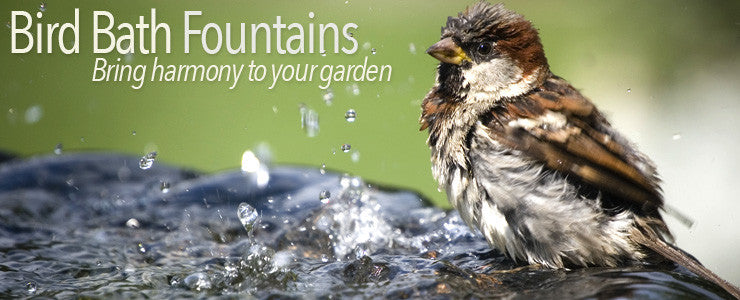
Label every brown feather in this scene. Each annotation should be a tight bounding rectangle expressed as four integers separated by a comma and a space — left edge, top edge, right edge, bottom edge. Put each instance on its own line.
484, 73, 664, 216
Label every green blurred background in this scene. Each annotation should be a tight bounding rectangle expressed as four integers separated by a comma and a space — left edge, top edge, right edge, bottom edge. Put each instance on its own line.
2, 0, 739, 285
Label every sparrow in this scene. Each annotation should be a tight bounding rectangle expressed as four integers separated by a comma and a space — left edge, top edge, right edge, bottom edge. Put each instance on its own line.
420, 2, 739, 297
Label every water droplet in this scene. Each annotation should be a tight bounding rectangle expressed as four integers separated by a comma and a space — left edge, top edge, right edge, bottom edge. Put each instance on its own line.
126, 218, 140, 228
341, 144, 351, 152
24, 105, 43, 124
131, 130, 136, 136
241, 150, 261, 173
348, 32, 354, 37
351, 151, 360, 163
137, 242, 146, 253
345, 109, 356, 122
5, 21, 10, 29
53, 143, 62, 155
626, 88, 631, 94
362, 42, 371, 50
39, 2, 46, 12
409, 43, 417, 54
672, 133, 682, 140
80, 136, 86, 143
139, 151, 157, 170
238, 202, 260, 236
240, 145, 271, 188
26, 281, 37, 294
350, 176, 362, 189
371, 48, 377, 55
349, 83, 360, 96
183, 272, 211, 291
6, 108, 16, 123
319, 190, 331, 203
320, 163, 327, 174
320, 50, 326, 57
322, 88, 334, 105
160, 181, 170, 193
299, 103, 320, 137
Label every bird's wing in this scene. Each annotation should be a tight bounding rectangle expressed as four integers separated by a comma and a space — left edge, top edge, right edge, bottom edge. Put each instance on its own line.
481, 74, 663, 215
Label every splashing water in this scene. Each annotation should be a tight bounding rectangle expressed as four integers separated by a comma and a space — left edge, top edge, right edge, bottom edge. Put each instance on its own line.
53, 143, 63, 155
241, 151, 261, 173
348, 83, 360, 96
126, 218, 140, 228
26, 282, 37, 294
322, 88, 334, 106
241, 148, 270, 188
24, 105, 43, 124
183, 272, 212, 291
344, 109, 356, 122
319, 190, 331, 204
299, 104, 320, 137
238, 202, 260, 236
139, 151, 157, 169
160, 181, 170, 193
0, 153, 730, 298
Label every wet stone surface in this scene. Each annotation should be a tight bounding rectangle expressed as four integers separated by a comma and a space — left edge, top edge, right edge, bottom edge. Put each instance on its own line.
0, 153, 733, 298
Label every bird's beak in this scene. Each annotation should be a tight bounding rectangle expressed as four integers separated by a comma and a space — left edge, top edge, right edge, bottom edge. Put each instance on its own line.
426, 37, 469, 65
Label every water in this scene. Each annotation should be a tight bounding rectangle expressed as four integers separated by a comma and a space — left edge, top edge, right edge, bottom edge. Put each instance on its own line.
299, 104, 319, 137
53, 143, 62, 155
24, 105, 42, 124
322, 89, 334, 106
341, 144, 351, 152
344, 109, 356, 122
126, 218, 141, 228
0, 153, 732, 299
237, 202, 259, 235
160, 181, 170, 193
349, 83, 360, 96
139, 151, 157, 169
319, 190, 331, 203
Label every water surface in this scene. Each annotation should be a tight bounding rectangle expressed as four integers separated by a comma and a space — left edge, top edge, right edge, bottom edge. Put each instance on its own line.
0, 153, 731, 298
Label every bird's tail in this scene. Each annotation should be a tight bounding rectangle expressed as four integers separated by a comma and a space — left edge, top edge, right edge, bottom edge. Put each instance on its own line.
632, 217, 740, 299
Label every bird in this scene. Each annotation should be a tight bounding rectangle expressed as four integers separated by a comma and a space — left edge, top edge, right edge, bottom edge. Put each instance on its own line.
419, 2, 740, 297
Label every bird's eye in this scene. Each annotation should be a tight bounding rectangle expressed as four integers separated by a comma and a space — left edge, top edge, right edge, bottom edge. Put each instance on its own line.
477, 42, 493, 55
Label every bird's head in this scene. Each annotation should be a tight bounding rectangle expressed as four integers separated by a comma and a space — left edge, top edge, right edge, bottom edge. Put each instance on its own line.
427, 2, 548, 101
